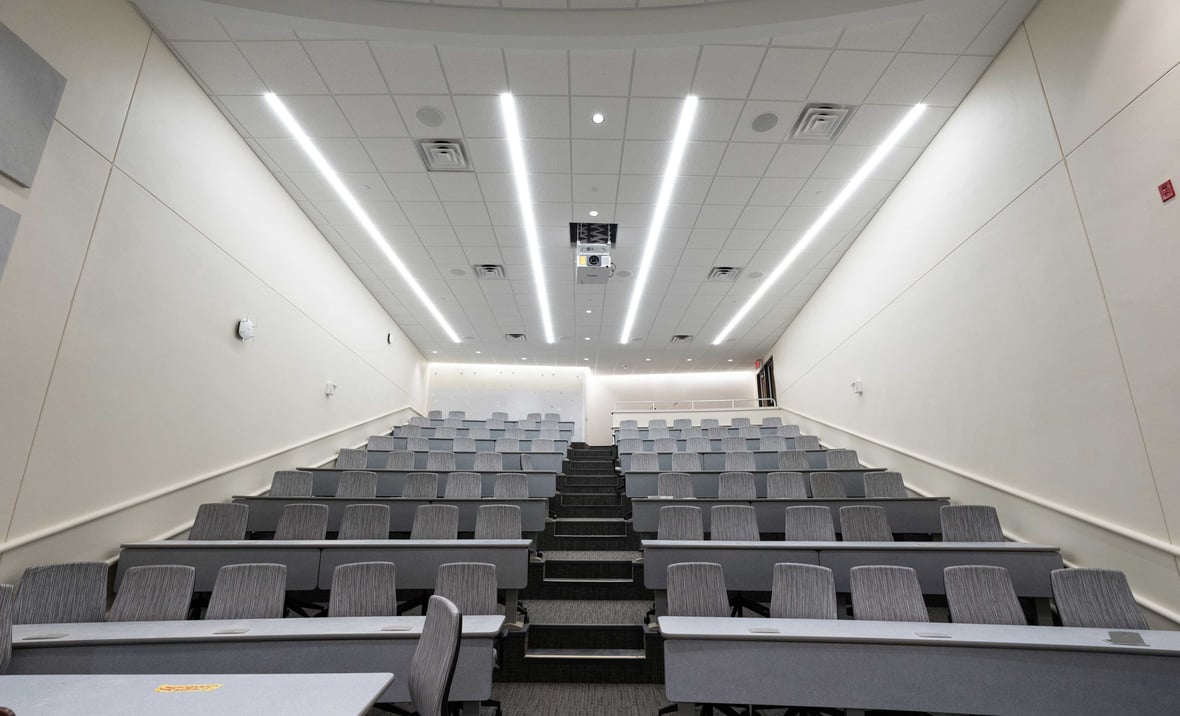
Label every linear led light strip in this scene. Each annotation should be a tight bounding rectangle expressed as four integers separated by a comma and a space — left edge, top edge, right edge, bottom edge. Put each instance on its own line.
263, 92, 461, 343
620, 96, 700, 344
500, 93, 556, 344
712, 103, 928, 345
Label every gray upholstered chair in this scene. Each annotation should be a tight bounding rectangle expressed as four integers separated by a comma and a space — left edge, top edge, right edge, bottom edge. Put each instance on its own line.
411, 504, 459, 540
270, 470, 313, 497
944, 566, 1026, 625
710, 505, 759, 541
519, 421, 539, 431
526, 413, 542, 421
681, 427, 703, 439
706, 426, 726, 438
731, 418, 751, 428
444, 472, 482, 499
505, 428, 526, 439
767, 472, 808, 499
338, 504, 391, 540
724, 451, 755, 472
447, 411, 466, 420
617, 428, 640, 440
442, 418, 463, 428
384, 450, 415, 469
658, 506, 704, 540
671, 452, 701, 472
673, 419, 693, 429
491, 412, 509, 421
411, 416, 432, 426
653, 437, 677, 452
648, 419, 668, 429
657, 472, 694, 499
486, 418, 505, 430
205, 563, 286, 620
435, 426, 458, 439
863, 471, 907, 498
778, 450, 809, 470
493, 473, 528, 499
335, 471, 377, 499
721, 436, 746, 452
631, 452, 660, 472
402, 473, 439, 499
475, 505, 521, 540
495, 437, 520, 452
10, 564, 96, 627
759, 435, 787, 451
784, 506, 837, 541
794, 435, 820, 450
435, 562, 498, 616
700, 419, 720, 429
776, 425, 801, 438
1050, 568, 1148, 630
717, 472, 756, 499
941, 505, 1005, 542
410, 596, 464, 716
452, 437, 477, 453
520, 454, 541, 471
469, 427, 492, 440
761, 417, 783, 428
685, 437, 711, 453
540, 420, 559, 430
543, 412, 560, 421
397, 424, 422, 437
329, 562, 397, 617
407, 436, 430, 452
473, 452, 503, 471
107, 565, 194, 622
334, 448, 368, 469
649, 427, 671, 440
808, 472, 847, 499
530, 439, 556, 452
367, 435, 396, 451
839, 505, 893, 542
427, 451, 457, 471
666, 562, 729, 617
825, 449, 860, 468
616, 438, 642, 454
850, 565, 928, 622
427, 411, 443, 420
0, 583, 13, 674
619, 420, 639, 429
770, 563, 837, 619
738, 426, 761, 438
190, 503, 249, 540
274, 503, 329, 540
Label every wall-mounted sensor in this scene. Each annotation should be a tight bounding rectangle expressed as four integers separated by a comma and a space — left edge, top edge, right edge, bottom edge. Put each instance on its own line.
325, 383, 337, 397
237, 319, 255, 341
851, 379, 864, 395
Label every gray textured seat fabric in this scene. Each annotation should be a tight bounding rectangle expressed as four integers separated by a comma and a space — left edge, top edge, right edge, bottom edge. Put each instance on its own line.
452, 437, 476, 452
275, 503, 329, 540
530, 439, 556, 452
681, 427, 703, 438
850, 565, 929, 622
657, 473, 694, 499
771, 563, 837, 619
685, 437, 710, 453
384, 450, 415, 470
620, 420, 639, 429
778, 450, 809, 470
205, 563, 286, 620
270, 470, 313, 497
329, 562, 397, 617
412, 504, 459, 540
190, 502, 249, 541
402, 473, 439, 499
700, 419, 720, 429
469, 427, 492, 440
487, 419, 506, 430
435, 562, 499, 615
944, 566, 1026, 625
505, 428, 526, 439
336, 471, 377, 499
519, 421, 539, 431
473, 452, 503, 471
442, 418, 463, 428
406, 436, 430, 452
759, 435, 787, 451
475, 504, 522, 539
338, 504, 391, 540
721, 436, 746, 452
731, 418, 751, 428
673, 419, 693, 429
794, 435, 820, 450
447, 411, 465, 419
411, 416, 431, 426
839, 505, 893, 542
540, 420, 559, 430
108, 565, 194, 622
658, 506, 704, 540
427, 411, 443, 420
761, 417, 783, 427
784, 506, 837, 541
863, 471, 907, 498
495, 437, 520, 452
711, 505, 760, 541
653, 437, 677, 452
334, 448, 368, 469
717, 472, 756, 499
491, 412, 508, 421
767, 472, 808, 499
648, 419, 668, 429
738, 426, 761, 438
825, 449, 860, 468
435, 426, 458, 439
1050, 568, 1148, 630
707, 427, 727, 438
617, 438, 642, 454
941, 505, 1005, 542
809, 472, 847, 499
0, 583, 13, 673
649, 427, 671, 440
670, 452, 701, 472
410, 595, 464, 716
493, 473, 529, 499
666, 562, 729, 617
395, 425, 422, 437
776, 425, 802, 438
617, 428, 640, 440
724, 451, 756, 471
426, 451, 457, 471
367, 435, 396, 451
526, 413, 542, 421
631, 452, 660, 472
444, 472, 482, 499
543, 412, 560, 421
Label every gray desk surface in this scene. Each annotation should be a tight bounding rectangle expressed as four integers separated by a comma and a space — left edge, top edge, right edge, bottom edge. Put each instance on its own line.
303, 468, 557, 498
659, 617, 1180, 714
386, 437, 568, 454
625, 470, 882, 498
0, 672, 394, 716
615, 426, 782, 438
641, 540, 1063, 597
618, 438, 816, 454
619, 450, 831, 471
427, 419, 574, 431
414, 428, 573, 440
630, 497, 949, 535
233, 496, 549, 534
365, 450, 563, 472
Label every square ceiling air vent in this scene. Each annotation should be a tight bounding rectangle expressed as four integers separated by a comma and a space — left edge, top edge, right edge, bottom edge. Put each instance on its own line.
707, 266, 742, 281
789, 103, 856, 143
473, 264, 506, 280
670, 334, 694, 343
504, 333, 527, 343
417, 139, 473, 172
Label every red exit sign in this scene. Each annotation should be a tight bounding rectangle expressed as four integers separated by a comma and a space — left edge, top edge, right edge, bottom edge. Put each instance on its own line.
1161, 179, 1176, 203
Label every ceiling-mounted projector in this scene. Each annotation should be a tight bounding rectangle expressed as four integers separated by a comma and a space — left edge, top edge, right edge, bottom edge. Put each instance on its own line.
575, 243, 612, 284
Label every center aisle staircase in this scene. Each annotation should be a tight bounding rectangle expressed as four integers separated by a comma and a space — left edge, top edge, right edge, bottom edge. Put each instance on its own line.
498, 443, 664, 683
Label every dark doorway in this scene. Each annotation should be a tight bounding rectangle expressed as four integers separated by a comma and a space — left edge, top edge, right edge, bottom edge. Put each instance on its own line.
757, 357, 777, 407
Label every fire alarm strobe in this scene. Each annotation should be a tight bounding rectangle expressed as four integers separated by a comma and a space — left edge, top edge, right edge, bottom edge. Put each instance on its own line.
1159, 179, 1176, 203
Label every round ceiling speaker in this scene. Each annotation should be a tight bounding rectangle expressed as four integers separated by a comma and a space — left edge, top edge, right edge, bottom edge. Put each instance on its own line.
751, 112, 779, 133
416, 106, 445, 128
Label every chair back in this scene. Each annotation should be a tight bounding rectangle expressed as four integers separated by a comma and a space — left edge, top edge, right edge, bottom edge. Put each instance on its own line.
863, 471, 907, 498
710, 505, 759, 541
724, 451, 755, 472
784, 506, 837, 541
274, 503, 328, 540
0, 583, 12, 674
771, 563, 837, 619
336, 471, 377, 499
495, 437, 520, 452
426, 451, 457, 471
940, 505, 1005, 542
1050, 568, 1148, 630
721, 436, 746, 452
367, 436, 396, 451
767, 471, 807, 499
530, 439, 555, 452
435, 562, 498, 615
444, 472, 482, 499
673, 419, 693, 429
670, 452, 701, 472
329, 562, 396, 617
631, 452, 659, 472
700, 419, 720, 429
794, 435, 819, 450
658, 506, 704, 540
825, 449, 860, 468
666, 562, 729, 617
657, 472, 694, 499
190, 502, 249, 541
338, 504, 391, 540
473, 452, 503, 471
447, 411, 465, 420
402, 472, 439, 499
205, 563, 286, 620
808, 472, 847, 499
761, 417, 783, 427
759, 435, 787, 451
685, 437, 710, 453
407, 436, 430, 452
334, 448, 368, 469
839, 505, 893, 542
409, 595, 463, 716
616, 438, 642, 454
475, 505, 522, 539
270, 471, 313, 497
493, 473, 529, 499
648, 419, 668, 429
619, 420, 639, 429
944, 566, 1025, 625
717, 472, 756, 499
731, 418, 751, 428
778, 450, 809, 470
411, 504, 459, 540
776, 425, 801, 437
384, 450, 415, 469
108, 565, 194, 622
850, 565, 928, 622
653, 438, 677, 452
452, 437, 476, 453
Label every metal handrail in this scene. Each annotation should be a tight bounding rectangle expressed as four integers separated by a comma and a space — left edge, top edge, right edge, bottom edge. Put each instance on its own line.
612, 397, 777, 412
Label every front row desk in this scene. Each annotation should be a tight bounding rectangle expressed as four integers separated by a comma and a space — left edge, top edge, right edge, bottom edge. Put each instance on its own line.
659, 616, 1180, 715
625, 468, 881, 498
8, 616, 503, 714
630, 497, 950, 536
303, 467, 557, 498
235, 496, 549, 535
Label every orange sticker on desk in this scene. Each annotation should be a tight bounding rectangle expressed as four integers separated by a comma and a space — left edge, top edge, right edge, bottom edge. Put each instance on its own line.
155, 684, 224, 693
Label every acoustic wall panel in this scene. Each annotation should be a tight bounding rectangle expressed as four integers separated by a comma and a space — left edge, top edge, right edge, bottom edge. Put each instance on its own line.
0, 204, 18, 280
0, 21, 65, 187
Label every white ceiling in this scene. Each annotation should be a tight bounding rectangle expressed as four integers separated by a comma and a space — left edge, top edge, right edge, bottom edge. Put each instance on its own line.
132, 0, 1037, 374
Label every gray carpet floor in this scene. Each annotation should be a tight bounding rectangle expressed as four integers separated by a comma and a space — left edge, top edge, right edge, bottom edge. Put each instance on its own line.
528, 599, 652, 625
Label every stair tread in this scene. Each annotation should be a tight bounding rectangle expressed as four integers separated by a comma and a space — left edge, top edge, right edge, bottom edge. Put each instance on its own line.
553, 517, 627, 522
543, 550, 641, 561
524, 648, 645, 659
